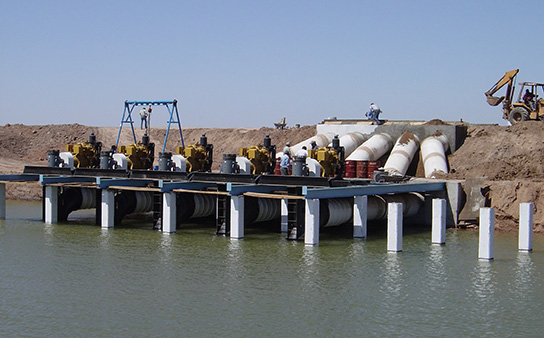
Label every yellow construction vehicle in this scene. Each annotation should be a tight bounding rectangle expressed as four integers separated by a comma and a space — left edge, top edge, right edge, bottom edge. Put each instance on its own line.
485, 69, 544, 124
65, 133, 102, 168
175, 134, 213, 172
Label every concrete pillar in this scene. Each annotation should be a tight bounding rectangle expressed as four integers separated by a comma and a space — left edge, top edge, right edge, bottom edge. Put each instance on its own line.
478, 207, 495, 260
519, 203, 534, 252
230, 195, 244, 239
281, 199, 288, 233
304, 199, 320, 246
44, 185, 59, 224
387, 202, 403, 252
0, 183, 5, 220
162, 192, 177, 233
432, 199, 446, 245
101, 189, 115, 228
353, 195, 367, 238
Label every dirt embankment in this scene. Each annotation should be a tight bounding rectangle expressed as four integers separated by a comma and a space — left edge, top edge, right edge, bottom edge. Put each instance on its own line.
2, 121, 544, 231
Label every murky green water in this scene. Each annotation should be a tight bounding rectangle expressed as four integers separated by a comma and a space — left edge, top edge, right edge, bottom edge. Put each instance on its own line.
1, 201, 544, 337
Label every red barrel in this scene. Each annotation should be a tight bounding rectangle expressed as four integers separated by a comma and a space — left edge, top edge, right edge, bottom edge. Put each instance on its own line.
367, 160, 380, 178
356, 161, 368, 178
274, 158, 281, 175
344, 160, 356, 178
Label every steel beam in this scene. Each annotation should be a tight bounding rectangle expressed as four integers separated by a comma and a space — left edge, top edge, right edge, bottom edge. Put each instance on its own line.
160, 181, 216, 192
227, 183, 288, 196
40, 175, 96, 186
96, 177, 154, 189
302, 182, 446, 199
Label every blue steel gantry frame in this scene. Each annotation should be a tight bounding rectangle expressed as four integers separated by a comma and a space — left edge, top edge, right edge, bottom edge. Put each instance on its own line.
115, 100, 185, 152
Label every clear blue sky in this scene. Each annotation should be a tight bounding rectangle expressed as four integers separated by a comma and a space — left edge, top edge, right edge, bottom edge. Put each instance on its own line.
1, 0, 542, 127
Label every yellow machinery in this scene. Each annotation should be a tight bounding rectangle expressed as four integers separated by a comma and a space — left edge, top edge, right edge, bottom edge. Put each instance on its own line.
175, 134, 213, 172
485, 69, 544, 124
117, 134, 155, 170
238, 135, 276, 175
65, 133, 102, 168
307, 135, 345, 177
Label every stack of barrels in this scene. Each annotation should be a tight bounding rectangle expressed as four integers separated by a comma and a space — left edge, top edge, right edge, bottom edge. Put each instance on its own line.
344, 160, 380, 179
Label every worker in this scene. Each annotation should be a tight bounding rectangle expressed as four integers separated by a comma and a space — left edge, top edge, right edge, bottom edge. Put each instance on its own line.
523, 89, 535, 109
280, 148, 291, 175
283, 142, 291, 154
295, 146, 308, 159
139, 107, 148, 130
310, 140, 318, 150
366, 103, 383, 125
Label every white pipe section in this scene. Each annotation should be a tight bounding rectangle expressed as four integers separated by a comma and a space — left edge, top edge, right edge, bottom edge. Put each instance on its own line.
236, 156, 251, 174
306, 158, 321, 177
80, 188, 96, 209
323, 198, 352, 227
328, 132, 366, 158
113, 153, 128, 170
382, 193, 423, 218
59, 152, 74, 169
288, 134, 332, 157
133, 192, 154, 214
172, 154, 186, 172
192, 194, 216, 218
421, 133, 449, 178
383, 131, 420, 176
367, 195, 387, 220
347, 133, 394, 161
255, 198, 280, 222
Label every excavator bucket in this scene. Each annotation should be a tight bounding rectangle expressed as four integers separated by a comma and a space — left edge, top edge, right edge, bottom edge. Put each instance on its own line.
485, 69, 519, 106
486, 94, 504, 106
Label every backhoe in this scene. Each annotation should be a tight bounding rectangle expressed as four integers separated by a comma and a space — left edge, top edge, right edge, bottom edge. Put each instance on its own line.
485, 69, 544, 124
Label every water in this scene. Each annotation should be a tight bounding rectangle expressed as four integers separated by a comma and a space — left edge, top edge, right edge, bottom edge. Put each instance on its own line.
1, 201, 544, 337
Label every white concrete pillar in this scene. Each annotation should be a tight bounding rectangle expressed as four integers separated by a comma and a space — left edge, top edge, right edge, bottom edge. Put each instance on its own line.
431, 198, 446, 245
162, 192, 177, 233
0, 183, 5, 220
44, 185, 59, 224
101, 189, 115, 228
519, 203, 534, 252
353, 195, 367, 238
387, 202, 403, 252
478, 207, 495, 260
304, 199, 320, 246
281, 199, 288, 233
230, 195, 244, 239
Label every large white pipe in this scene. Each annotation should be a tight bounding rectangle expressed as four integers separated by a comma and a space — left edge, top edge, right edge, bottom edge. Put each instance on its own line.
288, 134, 332, 156
327, 132, 366, 158
383, 131, 420, 176
323, 198, 353, 227
421, 133, 449, 178
366, 193, 423, 221
306, 158, 321, 177
347, 133, 394, 161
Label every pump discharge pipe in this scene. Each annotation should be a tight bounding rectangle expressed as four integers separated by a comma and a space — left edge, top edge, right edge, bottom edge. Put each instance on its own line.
421, 133, 449, 178
383, 131, 420, 176
346, 133, 394, 161
328, 132, 366, 158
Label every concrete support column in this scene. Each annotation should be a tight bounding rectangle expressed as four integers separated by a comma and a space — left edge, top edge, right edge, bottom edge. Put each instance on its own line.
44, 185, 59, 224
0, 183, 5, 220
230, 195, 244, 239
479, 207, 495, 260
353, 195, 367, 238
162, 192, 177, 233
432, 198, 446, 245
101, 189, 115, 228
281, 198, 288, 233
387, 202, 403, 252
304, 198, 320, 246
519, 203, 534, 252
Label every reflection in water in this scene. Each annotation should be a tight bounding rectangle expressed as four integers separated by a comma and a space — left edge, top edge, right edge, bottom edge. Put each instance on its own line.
513, 252, 534, 298
382, 253, 402, 300
158, 233, 174, 265
427, 245, 446, 288
226, 239, 244, 281
99, 227, 112, 249
298, 246, 320, 291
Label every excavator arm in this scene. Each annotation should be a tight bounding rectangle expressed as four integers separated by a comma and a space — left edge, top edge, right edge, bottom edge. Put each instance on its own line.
485, 69, 519, 106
